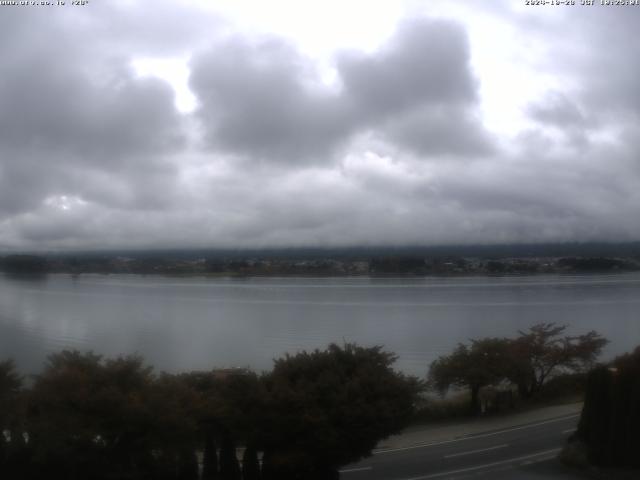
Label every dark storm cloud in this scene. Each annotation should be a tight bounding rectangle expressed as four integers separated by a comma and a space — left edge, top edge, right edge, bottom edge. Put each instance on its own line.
382, 105, 492, 156
0, 63, 182, 161
337, 19, 476, 115
337, 18, 492, 157
190, 17, 492, 163
0, 2, 192, 217
190, 37, 351, 163
525, 92, 591, 151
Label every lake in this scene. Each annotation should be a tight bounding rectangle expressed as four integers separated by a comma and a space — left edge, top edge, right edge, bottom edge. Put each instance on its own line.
1, 273, 639, 376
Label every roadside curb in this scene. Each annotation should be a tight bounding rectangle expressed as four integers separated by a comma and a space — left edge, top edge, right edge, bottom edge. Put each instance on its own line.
375, 403, 583, 452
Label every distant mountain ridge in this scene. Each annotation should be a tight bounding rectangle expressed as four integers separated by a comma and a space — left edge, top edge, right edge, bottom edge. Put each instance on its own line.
3, 241, 640, 261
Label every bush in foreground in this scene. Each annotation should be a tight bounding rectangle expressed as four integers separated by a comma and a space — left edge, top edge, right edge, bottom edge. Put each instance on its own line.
260, 344, 423, 479
0, 344, 422, 480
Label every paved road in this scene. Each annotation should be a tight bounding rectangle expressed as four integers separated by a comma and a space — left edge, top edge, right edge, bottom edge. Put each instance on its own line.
340, 414, 582, 480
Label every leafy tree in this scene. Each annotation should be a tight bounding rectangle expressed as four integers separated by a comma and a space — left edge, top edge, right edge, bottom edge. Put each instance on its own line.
25, 351, 196, 480
208, 371, 266, 447
260, 343, 422, 479
26, 351, 107, 479
429, 325, 608, 412
428, 338, 510, 415
508, 323, 608, 398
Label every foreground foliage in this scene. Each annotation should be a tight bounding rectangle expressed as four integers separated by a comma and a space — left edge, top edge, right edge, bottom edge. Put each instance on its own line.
573, 346, 640, 468
0, 344, 422, 480
260, 345, 421, 478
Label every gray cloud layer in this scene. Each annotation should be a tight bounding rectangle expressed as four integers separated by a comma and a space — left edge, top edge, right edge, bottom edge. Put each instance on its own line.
0, 2, 639, 249
191, 18, 491, 163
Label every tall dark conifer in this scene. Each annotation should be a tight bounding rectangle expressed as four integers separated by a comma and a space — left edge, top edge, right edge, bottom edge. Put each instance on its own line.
259, 450, 274, 480
576, 347, 640, 467
241, 445, 260, 480
177, 448, 199, 480
202, 432, 219, 480
219, 434, 241, 480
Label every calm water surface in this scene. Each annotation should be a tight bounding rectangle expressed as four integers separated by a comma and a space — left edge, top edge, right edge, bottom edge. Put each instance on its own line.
1, 273, 639, 375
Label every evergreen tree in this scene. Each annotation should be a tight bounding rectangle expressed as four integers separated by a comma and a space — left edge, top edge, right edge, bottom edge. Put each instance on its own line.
241, 445, 261, 480
202, 432, 219, 480
0, 360, 23, 474
575, 347, 640, 467
177, 448, 199, 480
219, 433, 241, 480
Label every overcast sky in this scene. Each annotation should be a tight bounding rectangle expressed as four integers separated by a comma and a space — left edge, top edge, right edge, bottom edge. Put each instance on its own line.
1, 0, 639, 250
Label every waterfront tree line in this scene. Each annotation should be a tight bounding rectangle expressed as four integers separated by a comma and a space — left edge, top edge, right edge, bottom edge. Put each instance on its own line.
2, 252, 639, 277
0, 324, 627, 479
0, 344, 421, 480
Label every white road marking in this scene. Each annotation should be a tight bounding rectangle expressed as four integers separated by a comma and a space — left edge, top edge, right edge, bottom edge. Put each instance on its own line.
443, 444, 508, 459
562, 428, 577, 434
374, 414, 579, 455
401, 448, 562, 480
339, 466, 373, 474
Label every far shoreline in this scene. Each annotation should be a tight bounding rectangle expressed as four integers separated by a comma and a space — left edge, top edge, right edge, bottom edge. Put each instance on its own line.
2, 250, 640, 278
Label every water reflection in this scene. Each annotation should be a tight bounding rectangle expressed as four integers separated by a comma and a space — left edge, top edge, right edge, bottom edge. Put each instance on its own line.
1, 273, 639, 375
